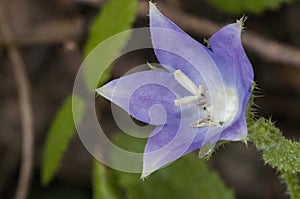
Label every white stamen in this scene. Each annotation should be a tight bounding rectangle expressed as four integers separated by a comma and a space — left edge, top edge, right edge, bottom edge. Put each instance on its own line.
190, 117, 221, 128
173, 70, 239, 128
174, 95, 199, 106
190, 117, 212, 127
174, 70, 199, 96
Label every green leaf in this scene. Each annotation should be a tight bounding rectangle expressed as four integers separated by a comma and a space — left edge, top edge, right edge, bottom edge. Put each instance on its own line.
112, 133, 235, 199
207, 0, 293, 14
83, 0, 138, 89
41, 95, 85, 186
93, 160, 119, 199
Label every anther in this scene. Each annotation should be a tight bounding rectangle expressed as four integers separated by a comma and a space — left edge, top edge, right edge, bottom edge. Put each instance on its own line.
173, 70, 207, 107
190, 116, 219, 128
197, 102, 207, 107
190, 118, 211, 127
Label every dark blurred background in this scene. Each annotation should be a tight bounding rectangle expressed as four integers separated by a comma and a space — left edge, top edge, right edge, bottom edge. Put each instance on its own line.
0, 0, 299, 198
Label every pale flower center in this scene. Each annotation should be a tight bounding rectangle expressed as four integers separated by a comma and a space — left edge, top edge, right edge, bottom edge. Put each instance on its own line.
173, 70, 238, 128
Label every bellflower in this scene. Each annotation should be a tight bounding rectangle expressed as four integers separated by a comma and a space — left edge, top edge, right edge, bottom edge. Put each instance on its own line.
97, 2, 254, 177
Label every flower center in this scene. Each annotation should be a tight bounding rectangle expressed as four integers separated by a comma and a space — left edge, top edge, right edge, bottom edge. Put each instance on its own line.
173, 70, 238, 128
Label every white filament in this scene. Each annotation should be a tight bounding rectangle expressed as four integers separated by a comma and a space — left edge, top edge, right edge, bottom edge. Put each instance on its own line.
173, 70, 239, 128
174, 70, 200, 96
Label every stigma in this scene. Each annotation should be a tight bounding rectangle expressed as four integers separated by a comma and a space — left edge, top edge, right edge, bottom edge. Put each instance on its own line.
173, 70, 238, 128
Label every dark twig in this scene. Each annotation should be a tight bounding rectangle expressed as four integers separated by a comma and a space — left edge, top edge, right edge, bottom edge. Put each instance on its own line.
1, 1, 300, 69
0, 5, 34, 199
0, 18, 84, 46
139, 2, 300, 69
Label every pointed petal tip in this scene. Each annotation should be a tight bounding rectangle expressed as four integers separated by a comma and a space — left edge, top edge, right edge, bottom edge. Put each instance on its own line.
95, 87, 102, 94
149, 1, 164, 20
140, 172, 151, 180
95, 87, 104, 98
149, 1, 155, 7
95, 81, 118, 101
236, 15, 248, 32
95, 85, 110, 98
141, 160, 155, 179
149, 1, 158, 10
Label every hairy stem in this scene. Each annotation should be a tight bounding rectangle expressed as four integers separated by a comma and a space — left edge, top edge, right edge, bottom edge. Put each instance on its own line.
281, 171, 300, 199
248, 118, 300, 198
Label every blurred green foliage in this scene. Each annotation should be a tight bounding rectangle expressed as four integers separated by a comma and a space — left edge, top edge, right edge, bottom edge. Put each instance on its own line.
41, 95, 84, 185
83, 0, 138, 89
207, 0, 293, 14
40, 0, 300, 198
93, 160, 119, 199
41, 0, 138, 187
83, 0, 137, 56
109, 133, 235, 199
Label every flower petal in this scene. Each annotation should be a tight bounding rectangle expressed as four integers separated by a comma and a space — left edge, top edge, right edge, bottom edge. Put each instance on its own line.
207, 23, 254, 141
209, 23, 254, 89
142, 122, 195, 177
97, 70, 189, 125
142, 121, 221, 177
219, 114, 247, 141
219, 91, 252, 141
149, 2, 224, 90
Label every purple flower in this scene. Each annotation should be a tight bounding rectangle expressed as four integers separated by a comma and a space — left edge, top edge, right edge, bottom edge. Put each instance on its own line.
97, 2, 254, 177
